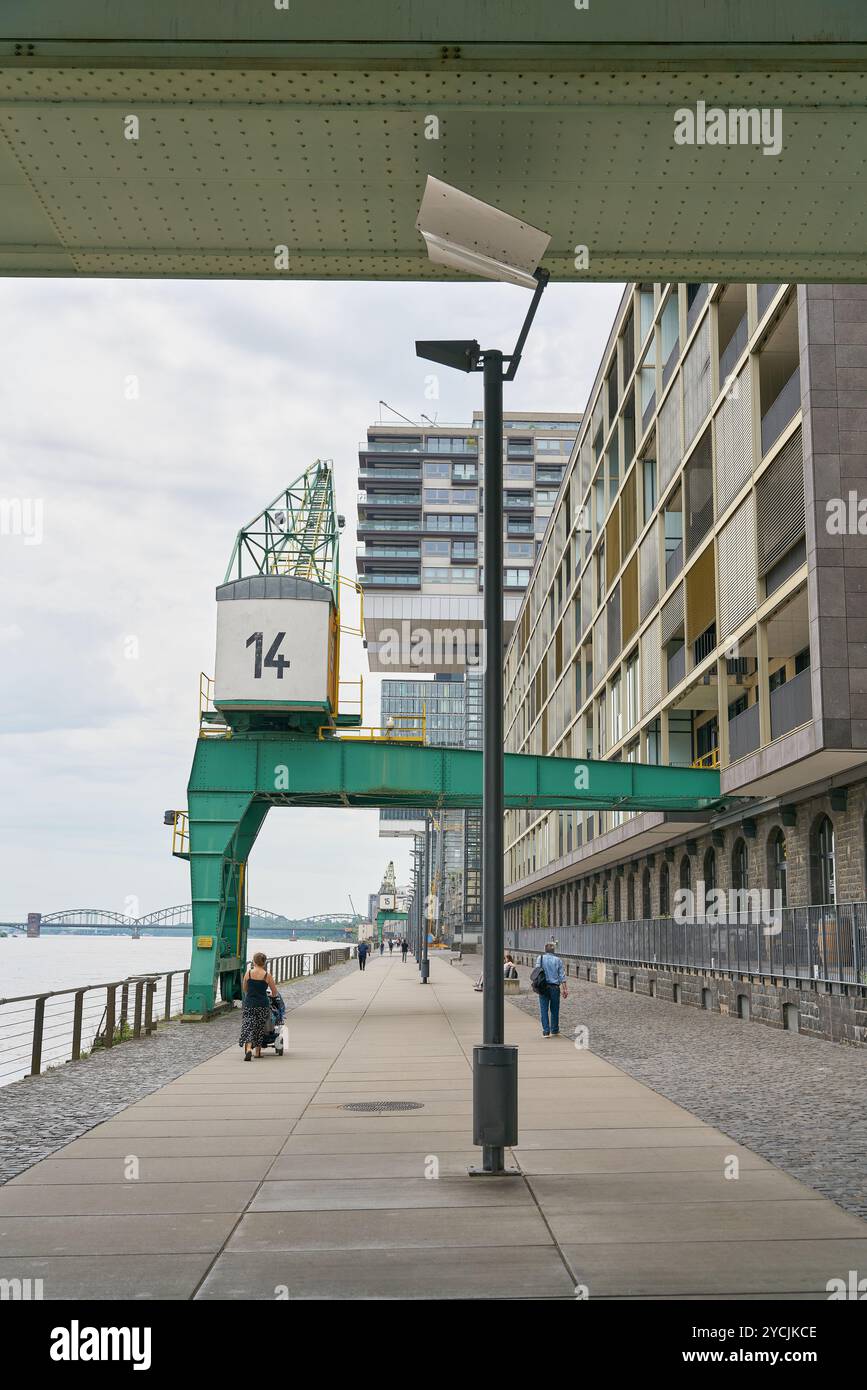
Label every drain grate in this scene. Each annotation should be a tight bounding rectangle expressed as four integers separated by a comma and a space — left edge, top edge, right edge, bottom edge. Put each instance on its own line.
341, 1100, 424, 1113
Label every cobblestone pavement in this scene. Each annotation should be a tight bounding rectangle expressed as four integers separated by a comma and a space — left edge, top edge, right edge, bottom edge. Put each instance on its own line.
458, 960, 867, 1220
0, 958, 358, 1184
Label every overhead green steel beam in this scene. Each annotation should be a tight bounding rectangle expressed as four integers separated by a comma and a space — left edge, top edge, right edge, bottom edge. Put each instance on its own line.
3, 3, 867, 282
188, 736, 725, 813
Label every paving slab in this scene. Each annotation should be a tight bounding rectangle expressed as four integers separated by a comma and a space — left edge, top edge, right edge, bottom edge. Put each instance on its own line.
227, 1206, 551, 1252
0, 1180, 258, 1216
10, 1156, 275, 1185
249, 1175, 535, 1212
0, 1254, 214, 1301
195, 1245, 576, 1300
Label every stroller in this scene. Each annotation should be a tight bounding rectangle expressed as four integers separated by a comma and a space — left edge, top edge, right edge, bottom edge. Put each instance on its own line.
260, 990, 287, 1056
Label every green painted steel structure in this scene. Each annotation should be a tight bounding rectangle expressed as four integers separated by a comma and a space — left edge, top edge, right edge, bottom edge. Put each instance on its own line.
3, 4, 867, 281
180, 732, 725, 1013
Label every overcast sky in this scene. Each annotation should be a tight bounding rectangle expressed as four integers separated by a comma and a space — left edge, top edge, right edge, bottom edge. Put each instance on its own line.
0, 276, 624, 922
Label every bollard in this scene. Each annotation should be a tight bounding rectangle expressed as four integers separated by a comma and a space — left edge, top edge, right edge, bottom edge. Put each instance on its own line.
30, 996, 46, 1076
71, 990, 85, 1062
104, 985, 116, 1048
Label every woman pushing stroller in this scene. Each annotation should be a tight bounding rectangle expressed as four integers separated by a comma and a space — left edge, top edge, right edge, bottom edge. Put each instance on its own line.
240, 952, 280, 1060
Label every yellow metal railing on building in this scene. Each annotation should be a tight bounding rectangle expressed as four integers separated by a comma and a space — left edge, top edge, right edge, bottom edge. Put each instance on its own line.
691, 747, 720, 769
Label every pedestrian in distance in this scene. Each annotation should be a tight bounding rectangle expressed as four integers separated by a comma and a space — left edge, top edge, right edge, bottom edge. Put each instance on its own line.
357, 940, 369, 971
239, 952, 279, 1060
503, 952, 518, 980
401, 937, 409, 962
388, 938, 394, 954
379, 938, 385, 955
530, 941, 568, 1037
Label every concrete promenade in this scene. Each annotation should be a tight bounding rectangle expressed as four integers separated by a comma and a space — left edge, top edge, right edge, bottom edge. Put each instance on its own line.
1, 953, 866, 1300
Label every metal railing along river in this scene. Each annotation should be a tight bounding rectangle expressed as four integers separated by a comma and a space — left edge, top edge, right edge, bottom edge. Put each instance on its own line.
0, 946, 353, 1086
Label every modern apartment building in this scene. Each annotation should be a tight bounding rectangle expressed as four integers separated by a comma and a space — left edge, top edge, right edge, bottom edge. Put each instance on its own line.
357, 412, 580, 671
502, 283, 867, 1035
359, 412, 580, 945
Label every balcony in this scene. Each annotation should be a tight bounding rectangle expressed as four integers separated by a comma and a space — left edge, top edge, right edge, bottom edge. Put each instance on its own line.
641, 391, 656, 435
357, 492, 421, 507
756, 283, 782, 319
360, 547, 420, 560
686, 283, 709, 334
361, 440, 423, 453
662, 340, 679, 387
728, 702, 760, 761
667, 643, 686, 688
665, 540, 683, 587
770, 666, 813, 740
358, 572, 420, 587
693, 622, 716, 666
357, 518, 421, 533
761, 368, 801, 455
358, 468, 421, 482
719, 311, 748, 386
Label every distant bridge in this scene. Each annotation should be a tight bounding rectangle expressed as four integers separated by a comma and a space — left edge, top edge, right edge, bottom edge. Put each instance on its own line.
1, 907, 361, 940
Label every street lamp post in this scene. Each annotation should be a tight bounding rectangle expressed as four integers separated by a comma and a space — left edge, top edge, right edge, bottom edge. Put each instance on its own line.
415, 178, 551, 1175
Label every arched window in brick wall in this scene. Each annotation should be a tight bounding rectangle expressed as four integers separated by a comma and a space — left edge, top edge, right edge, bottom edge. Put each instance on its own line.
767, 828, 788, 909
810, 815, 836, 906
731, 838, 748, 893
641, 867, 651, 918
679, 855, 691, 892
627, 872, 635, 919
614, 875, 622, 920
703, 847, 717, 893
659, 860, 670, 915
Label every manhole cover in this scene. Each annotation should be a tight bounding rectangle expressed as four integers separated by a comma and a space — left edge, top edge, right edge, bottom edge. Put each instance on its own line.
341, 1100, 424, 1113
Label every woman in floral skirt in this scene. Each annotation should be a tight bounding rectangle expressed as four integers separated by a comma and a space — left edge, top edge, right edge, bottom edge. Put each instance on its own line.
239, 952, 278, 1060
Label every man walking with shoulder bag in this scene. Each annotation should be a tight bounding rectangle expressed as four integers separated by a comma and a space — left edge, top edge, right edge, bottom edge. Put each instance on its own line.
531, 941, 568, 1037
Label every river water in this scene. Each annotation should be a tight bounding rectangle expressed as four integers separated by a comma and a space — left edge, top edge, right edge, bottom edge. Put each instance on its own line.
0, 935, 341, 1087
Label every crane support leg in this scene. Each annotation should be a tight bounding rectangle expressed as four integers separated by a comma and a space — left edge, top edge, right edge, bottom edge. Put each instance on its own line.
183, 792, 269, 1016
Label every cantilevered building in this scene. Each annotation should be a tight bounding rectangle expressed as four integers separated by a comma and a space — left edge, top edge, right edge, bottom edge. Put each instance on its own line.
503, 283, 867, 1034
357, 411, 580, 944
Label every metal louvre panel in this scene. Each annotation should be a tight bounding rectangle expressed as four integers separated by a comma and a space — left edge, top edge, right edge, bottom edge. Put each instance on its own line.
660, 582, 684, 643
717, 494, 757, 639
640, 615, 661, 711
607, 580, 622, 665
714, 364, 752, 512
622, 554, 639, 643
685, 428, 714, 553
621, 466, 637, 555
683, 317, 712, 449
756, 426, 805, 576
593, 612, 607, 676
639, 527, 659, 620
658, 381, 682, 493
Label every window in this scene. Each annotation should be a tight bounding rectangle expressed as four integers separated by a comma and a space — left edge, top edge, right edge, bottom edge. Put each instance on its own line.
703, 847, 717, 895
626, 651, 639, 730
425, 435, 478, 454
731, 838, 748, 893
659, 861, 670, 915
504, 568, 531, 587
811, 816, 836, 905
768, 828, 788, 909
642, 867, 651, 918
424, 461, 450, 479
425, 513, 477, 532
422, 540, 449, 556
504, 463, 533, 480
642, 458, 657, 520
451, 540, 477, 561
679, 855, 691, 892
424, 488, 450, 503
